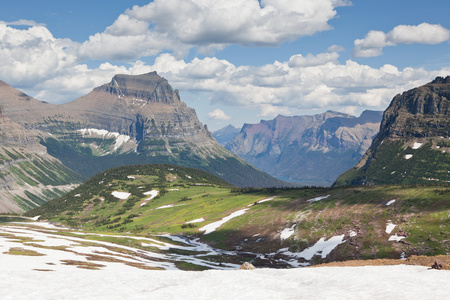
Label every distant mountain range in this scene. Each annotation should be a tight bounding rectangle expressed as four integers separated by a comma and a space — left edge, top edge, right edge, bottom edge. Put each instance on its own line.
334, 76, 450, 186
216, 110, 383, 186
0, 73, 283, 212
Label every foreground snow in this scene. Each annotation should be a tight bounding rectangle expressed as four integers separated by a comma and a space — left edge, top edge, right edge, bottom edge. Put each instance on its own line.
1, 264, 448, 299
1, 222, 449, 299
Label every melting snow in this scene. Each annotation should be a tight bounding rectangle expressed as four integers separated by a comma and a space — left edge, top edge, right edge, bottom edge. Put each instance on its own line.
348, 230, 357, 237
78, 128, 131, 151
405, 154, 413, 160
389, 234, 406, 242
412, 142, 423, 149
140, 190, 159, 206
280, 235, 346, 260
199, 209, 249, 235
307, 195, 330, 203
111, 191, 131, 200
186, 218, 205, 224
156, 204, 175, 209
1, 223, 449, 299
280, 225, 295, 240
386, 221, 396, 234
386, 199, 396, 206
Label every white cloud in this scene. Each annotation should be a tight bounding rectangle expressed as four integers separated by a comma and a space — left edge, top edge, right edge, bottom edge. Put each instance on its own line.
208, 109, 230, 120
353, 23, 450, 58
78, 0, 350, 60
0, 24, 79, 87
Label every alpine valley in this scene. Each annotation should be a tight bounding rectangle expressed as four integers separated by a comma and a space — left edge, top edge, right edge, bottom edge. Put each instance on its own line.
0, 75, 449, 271
216, 110, 383, 186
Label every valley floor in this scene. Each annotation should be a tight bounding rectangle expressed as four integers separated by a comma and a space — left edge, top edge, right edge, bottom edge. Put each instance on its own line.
1, 220, 449, 299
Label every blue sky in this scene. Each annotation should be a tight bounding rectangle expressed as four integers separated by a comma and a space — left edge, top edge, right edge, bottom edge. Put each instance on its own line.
1, 0, 449, 130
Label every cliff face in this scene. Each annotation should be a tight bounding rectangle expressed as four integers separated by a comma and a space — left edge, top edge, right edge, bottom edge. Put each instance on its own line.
225, 110, 382, 186
334, 76, 450, 186
0, 73, 281, 188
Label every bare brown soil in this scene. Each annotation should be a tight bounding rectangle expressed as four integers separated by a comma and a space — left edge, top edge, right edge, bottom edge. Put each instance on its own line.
311, 255, 450, 270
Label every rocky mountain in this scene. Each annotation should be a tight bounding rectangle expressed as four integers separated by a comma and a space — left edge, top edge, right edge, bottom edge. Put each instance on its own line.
334, 76, 450, 186
224, 110, 383, 186
0, 106, 83, 213
0, 73, 283, 188
213, 125, 240, 146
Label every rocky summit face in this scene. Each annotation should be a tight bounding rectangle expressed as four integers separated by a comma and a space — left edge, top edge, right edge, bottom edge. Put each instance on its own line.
224, 110, 383, 186
0, 72, 281, 188
334, 76, 450, 186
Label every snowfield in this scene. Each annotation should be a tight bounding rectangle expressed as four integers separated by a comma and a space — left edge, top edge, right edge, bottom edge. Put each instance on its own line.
1, 264, 449, 299
1, 222, 449, 299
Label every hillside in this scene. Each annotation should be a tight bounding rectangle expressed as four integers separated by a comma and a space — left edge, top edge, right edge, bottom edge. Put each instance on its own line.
0, 106, 83, 213
0, 73, 283, 188
225, 110, 382, 186
335, 76, 450, 186
26, 164, 449, 267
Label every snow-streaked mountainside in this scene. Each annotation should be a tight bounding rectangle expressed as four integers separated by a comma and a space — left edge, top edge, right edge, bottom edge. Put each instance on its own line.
335, 76, 450, 186
1, 220, 449, 300
0, 73, 283, 189
221, 110, 382, 186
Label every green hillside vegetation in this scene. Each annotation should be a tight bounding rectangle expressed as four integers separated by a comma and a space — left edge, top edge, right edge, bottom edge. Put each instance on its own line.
42, 136, 284, 188
26, 164, 450, 265
335, 139, 450, 186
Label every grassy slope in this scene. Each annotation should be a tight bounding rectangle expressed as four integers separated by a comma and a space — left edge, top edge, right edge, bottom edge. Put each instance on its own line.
26, 164, 450, 264
334, 140, 450, 186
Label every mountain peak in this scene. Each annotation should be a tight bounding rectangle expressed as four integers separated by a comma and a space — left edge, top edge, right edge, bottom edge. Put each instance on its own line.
94, 72, 181, 105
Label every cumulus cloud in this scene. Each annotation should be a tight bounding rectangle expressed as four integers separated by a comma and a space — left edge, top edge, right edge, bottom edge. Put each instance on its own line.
353, 23, 450, 57
208, 109, 231, 120
136, 52, 449, 118
0, 23, 79, 87
78, 0, 350, 60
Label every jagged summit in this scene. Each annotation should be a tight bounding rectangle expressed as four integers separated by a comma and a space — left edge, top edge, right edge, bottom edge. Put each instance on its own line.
334, 76, 450, 186
96, 72, 181, 105
0, 73, 281, 187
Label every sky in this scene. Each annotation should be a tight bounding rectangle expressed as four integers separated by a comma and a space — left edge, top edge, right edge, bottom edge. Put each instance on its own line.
1, 0, 449, 130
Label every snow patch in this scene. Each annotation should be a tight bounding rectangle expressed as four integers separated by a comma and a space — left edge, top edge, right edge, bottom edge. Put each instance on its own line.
156, 204, 174, 209
405, 154, 413, 160
385, 221, 396, 234
348, 230, 357, 237
280, 235, 346, 260
389, 234, 406, 242
280, 225, 295, 240
386, 199, 396, 206
199, 209, 249, 235
140, 190, 159, 206
412, 142, 422, 149
78, 128, 131, 151
111, 191, 131, 200
186, 218, 205, 224
307, 195, 330, 203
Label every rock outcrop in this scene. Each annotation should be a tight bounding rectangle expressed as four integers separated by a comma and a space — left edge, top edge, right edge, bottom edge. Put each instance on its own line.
334, 76, 450, 186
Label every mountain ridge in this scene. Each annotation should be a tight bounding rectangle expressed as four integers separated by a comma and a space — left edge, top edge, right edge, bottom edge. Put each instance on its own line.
334, 76, 450, 186
0, 72, 283, 188
222, 110, 383, 186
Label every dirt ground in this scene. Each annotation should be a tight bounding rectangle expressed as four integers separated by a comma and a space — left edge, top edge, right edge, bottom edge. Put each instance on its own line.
312, 255, 450, 270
